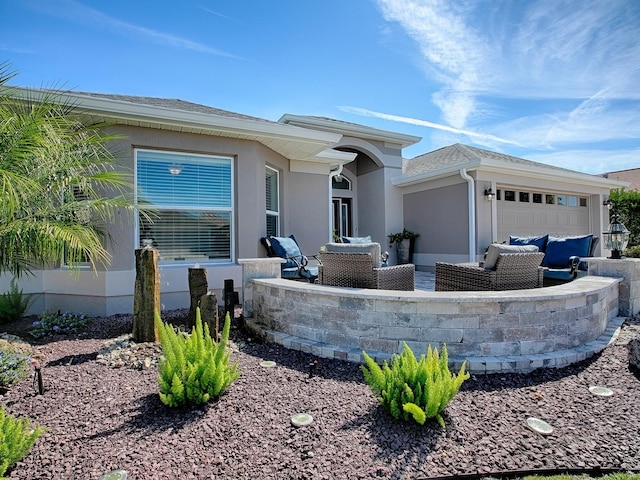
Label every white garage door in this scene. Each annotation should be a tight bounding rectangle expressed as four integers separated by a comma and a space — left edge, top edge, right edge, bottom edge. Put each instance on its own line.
496, 189, 591, 243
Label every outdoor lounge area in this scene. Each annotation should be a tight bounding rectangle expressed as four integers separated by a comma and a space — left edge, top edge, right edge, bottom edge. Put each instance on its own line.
239, 257, 630, 374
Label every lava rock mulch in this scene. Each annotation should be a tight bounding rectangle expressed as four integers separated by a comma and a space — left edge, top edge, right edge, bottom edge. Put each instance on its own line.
2, 312, 640, 480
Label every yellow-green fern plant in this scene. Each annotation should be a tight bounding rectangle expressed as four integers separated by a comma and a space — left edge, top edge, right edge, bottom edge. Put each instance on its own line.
156, 308, 239, 408
362, 342, 469, 428
0, 407, 46, 478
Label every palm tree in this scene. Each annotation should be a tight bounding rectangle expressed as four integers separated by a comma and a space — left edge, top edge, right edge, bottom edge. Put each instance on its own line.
0, 62, 138, 277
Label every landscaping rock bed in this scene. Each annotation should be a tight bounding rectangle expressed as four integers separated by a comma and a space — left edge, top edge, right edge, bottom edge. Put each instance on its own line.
1, 311, 639, 479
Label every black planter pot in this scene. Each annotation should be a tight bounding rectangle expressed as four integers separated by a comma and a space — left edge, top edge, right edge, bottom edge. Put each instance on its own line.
396, 238, 412, 264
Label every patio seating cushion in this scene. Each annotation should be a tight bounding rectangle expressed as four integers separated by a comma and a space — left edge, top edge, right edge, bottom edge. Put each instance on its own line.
509, 234, 549, 252
543, 234, 593, 268
267, 235, 304, 269
341, 235, 372, 244
483, 243, 539, 270
323, 242, 382, 268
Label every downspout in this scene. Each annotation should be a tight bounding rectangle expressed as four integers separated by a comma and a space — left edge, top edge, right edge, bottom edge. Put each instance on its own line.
328, 164, 344, 242
459, 168, 476, 262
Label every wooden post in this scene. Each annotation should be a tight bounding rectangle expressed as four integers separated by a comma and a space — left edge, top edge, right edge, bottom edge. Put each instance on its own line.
133, 248, 160, 343
188, 267, 208, 329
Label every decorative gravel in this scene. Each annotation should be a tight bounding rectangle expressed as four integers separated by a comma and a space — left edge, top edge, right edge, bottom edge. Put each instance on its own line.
1, 311, 639, 479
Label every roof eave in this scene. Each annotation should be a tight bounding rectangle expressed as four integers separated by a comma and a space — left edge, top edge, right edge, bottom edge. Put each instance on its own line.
394, 157, 629, 189
279, 114, 422, 149
8, 88, 344, 162
478, 159, 629, 189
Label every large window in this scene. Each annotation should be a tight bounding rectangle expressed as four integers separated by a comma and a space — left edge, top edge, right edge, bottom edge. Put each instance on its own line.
136, 149, 233, 263
265, 166, 279, 236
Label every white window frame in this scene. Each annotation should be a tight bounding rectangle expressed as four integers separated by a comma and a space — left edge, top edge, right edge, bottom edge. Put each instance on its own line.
265, 166, 280, 236
134, 149, 235, 265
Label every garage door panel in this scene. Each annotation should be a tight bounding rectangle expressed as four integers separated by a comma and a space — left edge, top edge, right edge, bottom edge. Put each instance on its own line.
497, 200, 590, 242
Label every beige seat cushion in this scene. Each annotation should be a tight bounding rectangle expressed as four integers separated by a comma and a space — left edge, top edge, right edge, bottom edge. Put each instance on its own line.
483, 243, 539, 270
323, 242, 382, 268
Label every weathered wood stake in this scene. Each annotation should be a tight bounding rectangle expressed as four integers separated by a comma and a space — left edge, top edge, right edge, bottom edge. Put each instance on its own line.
188, 267, 208, 329
133, 248, 160, 342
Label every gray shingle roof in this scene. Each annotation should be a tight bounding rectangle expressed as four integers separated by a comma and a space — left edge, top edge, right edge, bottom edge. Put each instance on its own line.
403, 143, 581, 177
71, 91, 276, 124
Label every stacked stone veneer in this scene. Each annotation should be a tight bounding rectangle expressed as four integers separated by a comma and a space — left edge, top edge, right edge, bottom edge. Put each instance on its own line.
587, 257, 640, 316
249, 275, 621, 374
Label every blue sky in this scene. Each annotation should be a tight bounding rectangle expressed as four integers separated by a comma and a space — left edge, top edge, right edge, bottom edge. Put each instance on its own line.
2, 0, 639, 175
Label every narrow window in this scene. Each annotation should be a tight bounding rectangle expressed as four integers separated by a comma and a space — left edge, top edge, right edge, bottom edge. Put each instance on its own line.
533, 193, 542, 204
568, 196, 578, 207
519, 192, 530, 203
546, 194, 556, 205
579, 197, 588, 207
266, 166, 279, 236
504, 190, 516, 201
557, 195, 566, 206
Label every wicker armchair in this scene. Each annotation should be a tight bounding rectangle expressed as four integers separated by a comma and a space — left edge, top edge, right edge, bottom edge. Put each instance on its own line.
318, 242, 415, 291
435, 252, 545, 291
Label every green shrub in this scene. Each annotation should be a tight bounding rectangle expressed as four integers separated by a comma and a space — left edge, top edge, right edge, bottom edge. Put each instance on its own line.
0, 279, 32, 323
0, 407, 45, 477
156, 308, 240, 408
30, 310, 89, 338
0, 348, 30, 389
362, 342, 469, 428
625, 245, 640, 258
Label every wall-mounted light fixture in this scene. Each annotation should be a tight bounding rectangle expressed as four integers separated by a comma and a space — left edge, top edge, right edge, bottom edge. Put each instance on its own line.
603, 198, 613, 210
168, 164, 183, 175
484, 187, 494, 201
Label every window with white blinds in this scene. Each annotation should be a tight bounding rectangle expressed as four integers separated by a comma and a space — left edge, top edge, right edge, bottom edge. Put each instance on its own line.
136, 149, 233, 263
265, 166, 279, 236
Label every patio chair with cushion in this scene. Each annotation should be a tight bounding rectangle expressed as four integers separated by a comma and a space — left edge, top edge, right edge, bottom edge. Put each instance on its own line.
260, 235, 318, 282
318, 242, 414, 290
435, 244, 545, 291
509, 234, 599, 286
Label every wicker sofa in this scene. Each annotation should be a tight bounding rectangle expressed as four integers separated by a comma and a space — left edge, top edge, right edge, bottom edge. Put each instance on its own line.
435, 244, 545, 291
508, 234, 599, 286
318, 242, 415, 291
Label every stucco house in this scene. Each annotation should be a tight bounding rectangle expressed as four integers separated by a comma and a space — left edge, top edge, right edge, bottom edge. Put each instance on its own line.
3, 89, 627, 316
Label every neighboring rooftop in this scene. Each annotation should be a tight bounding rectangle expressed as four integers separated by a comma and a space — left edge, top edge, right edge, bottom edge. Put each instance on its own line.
603, 167, 640, 191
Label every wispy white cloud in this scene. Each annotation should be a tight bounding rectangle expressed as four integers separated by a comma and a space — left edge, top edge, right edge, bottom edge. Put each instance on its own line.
339, 106, 521, 146
28, 0, 239, 58
0, 44, 36, 55
198, 6, 245, 26
374, 0, 488, 128
527, 148, 640, 175
373, 0, 640, 153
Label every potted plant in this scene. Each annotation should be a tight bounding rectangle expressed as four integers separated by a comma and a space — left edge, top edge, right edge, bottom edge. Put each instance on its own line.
388, 228, 420, 264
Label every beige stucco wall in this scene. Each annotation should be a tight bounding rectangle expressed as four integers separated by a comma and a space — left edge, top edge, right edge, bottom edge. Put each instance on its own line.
403, 181, 470, 269
5, 125, 333, 316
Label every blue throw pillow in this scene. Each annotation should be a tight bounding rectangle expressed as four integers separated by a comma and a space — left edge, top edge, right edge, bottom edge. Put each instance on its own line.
543, 235, 592, 268
509, 234, 549, 252
268, 235, 303, 268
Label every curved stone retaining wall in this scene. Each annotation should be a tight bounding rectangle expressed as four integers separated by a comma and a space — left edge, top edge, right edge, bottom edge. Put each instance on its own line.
248, 276, 622, 374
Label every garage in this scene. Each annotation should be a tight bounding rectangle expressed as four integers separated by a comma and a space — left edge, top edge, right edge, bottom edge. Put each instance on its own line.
496, 187, 591, 242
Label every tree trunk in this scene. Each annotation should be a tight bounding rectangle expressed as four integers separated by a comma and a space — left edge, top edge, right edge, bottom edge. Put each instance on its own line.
133, 248, 160, 343
188, 267, 208, 329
